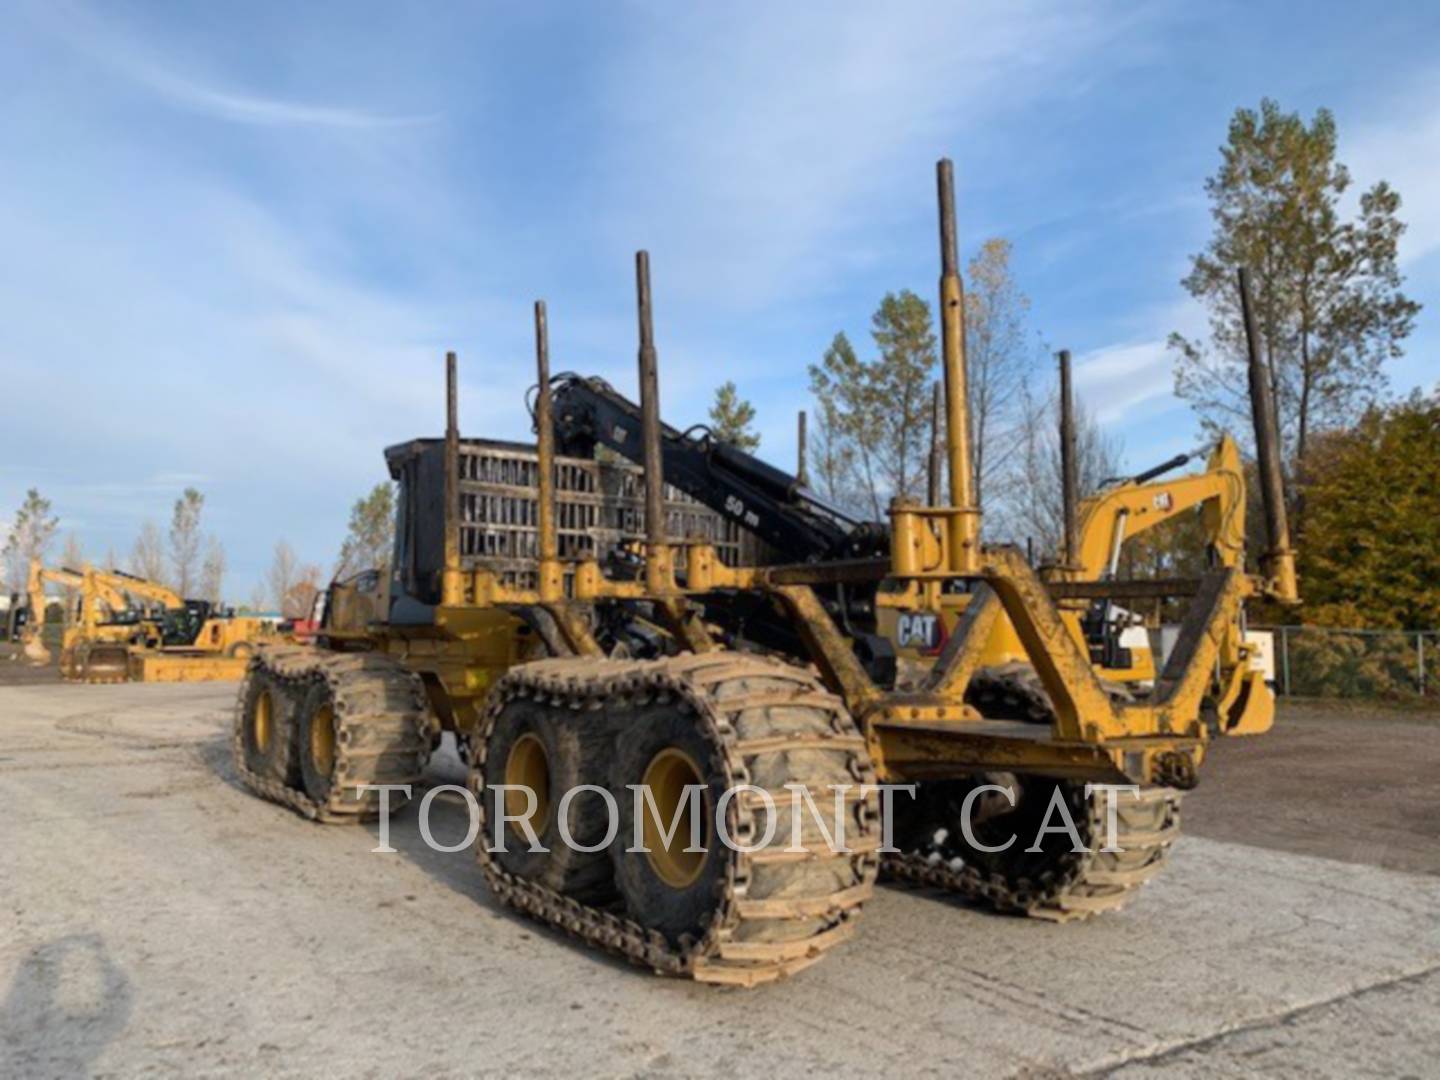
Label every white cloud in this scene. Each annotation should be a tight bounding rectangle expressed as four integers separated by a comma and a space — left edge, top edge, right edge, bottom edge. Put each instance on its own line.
1073, 340, 1175, 423
36, 1, 434, 131
126, 64, 437, 130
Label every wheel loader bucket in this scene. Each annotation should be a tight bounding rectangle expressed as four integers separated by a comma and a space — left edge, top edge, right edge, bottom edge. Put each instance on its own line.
22, 636, 51, 665
62, 642, 132, 684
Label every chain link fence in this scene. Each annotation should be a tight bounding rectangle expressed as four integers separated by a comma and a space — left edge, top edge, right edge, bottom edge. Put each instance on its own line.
1259, 626, 1438, 700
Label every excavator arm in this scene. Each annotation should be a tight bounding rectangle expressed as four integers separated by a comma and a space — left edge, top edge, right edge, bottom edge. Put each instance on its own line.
20, 559, 51, 662
86, 568, 183, 612
1075, 435, 1246, 579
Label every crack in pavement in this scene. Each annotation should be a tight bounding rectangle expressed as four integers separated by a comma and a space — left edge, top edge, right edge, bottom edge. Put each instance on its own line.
1066, 962, 1440, 1077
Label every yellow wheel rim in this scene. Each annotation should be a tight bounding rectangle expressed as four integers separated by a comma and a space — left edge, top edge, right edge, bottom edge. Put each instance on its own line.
641, 748, 708, 889
504, 733, 550, 831
254, 689, 273, 753
310, 704, 336, 776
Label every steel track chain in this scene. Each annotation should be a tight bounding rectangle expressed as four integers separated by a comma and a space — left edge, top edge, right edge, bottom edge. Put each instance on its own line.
471, 653, 881, 987
881, 783, 1181, 922
230, 645, 434, 824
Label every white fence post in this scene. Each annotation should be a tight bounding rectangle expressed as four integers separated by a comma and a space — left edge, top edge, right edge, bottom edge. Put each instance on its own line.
1420, 633, 1427, 697
1280, 626, 1291, 697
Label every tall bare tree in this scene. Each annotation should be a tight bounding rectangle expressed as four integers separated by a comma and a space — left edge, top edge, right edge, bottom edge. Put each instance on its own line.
200, 537, 226, 606
3, 489, 59, 592
1000, 377, 1123, 557
130, 521, 167, 586
806, 391, 859, 509
58, 533, 84, 616
965, 238, 1035, 508
169, 488, 205, 598
267, 540, 298, 615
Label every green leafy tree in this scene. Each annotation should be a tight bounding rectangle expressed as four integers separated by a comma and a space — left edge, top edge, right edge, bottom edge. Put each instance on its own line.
169, 488, 205, 597
2, 488, 59, 592
707, 382, 761, 452
808, 290, 938, 517
1170, 99, 1420, 503
809, 332, 886, 518
870, 290, 937, 501
335, 483, 396, 579
1298, 389, 1440, 629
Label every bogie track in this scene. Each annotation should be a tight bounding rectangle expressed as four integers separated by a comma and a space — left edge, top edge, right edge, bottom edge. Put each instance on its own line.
883, 777, 1180, 922
231, 646, 432, 824
472, 653, 881, 987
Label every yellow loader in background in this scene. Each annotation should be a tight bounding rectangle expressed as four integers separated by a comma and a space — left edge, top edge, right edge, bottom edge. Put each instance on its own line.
21, 560, 279, 682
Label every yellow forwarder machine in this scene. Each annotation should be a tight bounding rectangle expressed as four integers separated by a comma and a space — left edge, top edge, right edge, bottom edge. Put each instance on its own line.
233, 161, 1298, 986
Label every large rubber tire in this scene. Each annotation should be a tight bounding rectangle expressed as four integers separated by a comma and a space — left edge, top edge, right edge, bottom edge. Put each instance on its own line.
239, 669, 299, 784
296, 677, 342, 803
481, 699, 613, 901
226, 641, 255, 660
609, 704, 730, 946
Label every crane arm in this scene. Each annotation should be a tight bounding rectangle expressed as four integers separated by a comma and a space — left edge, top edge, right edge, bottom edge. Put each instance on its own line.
547, 374, 872, 562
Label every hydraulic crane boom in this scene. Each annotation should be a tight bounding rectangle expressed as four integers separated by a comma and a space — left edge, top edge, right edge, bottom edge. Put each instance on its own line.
548, 374, 879, 562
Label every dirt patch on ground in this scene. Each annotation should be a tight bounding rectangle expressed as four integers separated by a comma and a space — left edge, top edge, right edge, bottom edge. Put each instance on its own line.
1186, 698, 1440, 876
0, 645, 61, 686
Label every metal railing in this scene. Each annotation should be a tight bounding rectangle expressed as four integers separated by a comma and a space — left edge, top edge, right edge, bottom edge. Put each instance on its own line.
1259, 625, 1438, 700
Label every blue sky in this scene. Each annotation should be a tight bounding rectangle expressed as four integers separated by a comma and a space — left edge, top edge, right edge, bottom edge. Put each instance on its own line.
2, 1, 1437, 600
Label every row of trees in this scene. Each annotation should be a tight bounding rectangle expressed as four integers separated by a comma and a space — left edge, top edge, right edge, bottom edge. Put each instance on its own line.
3, 481, 398, 620
2, 487, 227, 605
796, 237, 1116, 550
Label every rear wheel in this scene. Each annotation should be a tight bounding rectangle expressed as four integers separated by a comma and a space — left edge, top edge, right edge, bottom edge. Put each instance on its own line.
239, 670, 298, 783
610, 706, 728, 945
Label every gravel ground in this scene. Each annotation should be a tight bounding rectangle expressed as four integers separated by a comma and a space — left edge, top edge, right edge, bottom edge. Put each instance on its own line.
2, 678, 1438, 1077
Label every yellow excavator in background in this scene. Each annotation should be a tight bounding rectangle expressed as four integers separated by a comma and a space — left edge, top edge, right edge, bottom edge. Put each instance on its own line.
879, 392, 1253, 723
21, 560, 142, 669
22, 559, 279, 682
